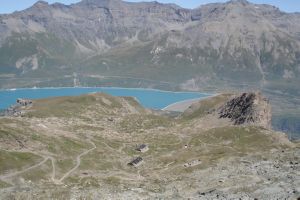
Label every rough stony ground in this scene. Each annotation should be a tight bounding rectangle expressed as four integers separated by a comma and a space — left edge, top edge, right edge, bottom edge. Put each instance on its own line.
0, 92, 299, 199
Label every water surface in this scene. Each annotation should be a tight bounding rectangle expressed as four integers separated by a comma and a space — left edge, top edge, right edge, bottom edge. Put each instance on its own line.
0, 87, 211, 110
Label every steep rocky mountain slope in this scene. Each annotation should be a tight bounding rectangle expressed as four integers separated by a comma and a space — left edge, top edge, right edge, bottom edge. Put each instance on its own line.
218, 92, 271, 127
0, 92, 299, 199
183, 92, 272, 128
0, 0, 299, 90
0, 0, 300, 136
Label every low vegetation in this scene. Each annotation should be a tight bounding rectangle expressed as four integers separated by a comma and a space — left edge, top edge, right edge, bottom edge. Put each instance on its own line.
181, 94, 232, 119
0, 93, 298, 199
0, 150, 42, 174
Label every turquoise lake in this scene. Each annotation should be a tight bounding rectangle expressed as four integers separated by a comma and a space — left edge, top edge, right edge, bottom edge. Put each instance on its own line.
0, 87, 211, 110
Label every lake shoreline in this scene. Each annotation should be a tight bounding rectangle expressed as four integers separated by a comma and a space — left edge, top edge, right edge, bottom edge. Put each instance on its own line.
0, 86, 213, 95
0, 87, 213, 110
162, 93, 219, 112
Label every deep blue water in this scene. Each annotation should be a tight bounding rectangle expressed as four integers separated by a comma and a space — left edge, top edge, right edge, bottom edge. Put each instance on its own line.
0, 87, 211, 110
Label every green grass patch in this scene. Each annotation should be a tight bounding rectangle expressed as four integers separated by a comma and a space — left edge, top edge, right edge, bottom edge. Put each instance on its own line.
0, 180, 11, 188
42, 136, 90, 156
25, 93, 123, 118
181, 94, 232, 120
190, 126, 282, 153
68, 136, 121, 171
0, 150, 42, 175
79, 176, 100, 188
21, 159, 52, 182
55, 158, 75, 177
103, 176, 121, 186
119, 114, 173, 132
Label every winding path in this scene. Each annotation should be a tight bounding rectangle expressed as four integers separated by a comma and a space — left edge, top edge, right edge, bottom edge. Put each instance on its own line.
56, 141, 96, 183
0, 140, 97, 185
50, 157, 56, 182
0, 156, 50, 184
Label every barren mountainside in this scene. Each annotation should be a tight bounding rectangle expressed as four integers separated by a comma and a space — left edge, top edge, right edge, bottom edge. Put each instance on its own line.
0, 1, 300, 198
0, 92, 299, 199
0, 0, 300, 137
0, 0, 299, 91
218, 92, 271, 128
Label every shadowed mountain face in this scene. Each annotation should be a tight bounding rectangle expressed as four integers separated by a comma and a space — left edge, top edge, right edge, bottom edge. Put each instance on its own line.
218, 92, 271, 128
0, 0, 299, 90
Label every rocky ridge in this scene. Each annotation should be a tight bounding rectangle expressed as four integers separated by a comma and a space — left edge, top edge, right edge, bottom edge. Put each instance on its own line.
219, 92, 271, 128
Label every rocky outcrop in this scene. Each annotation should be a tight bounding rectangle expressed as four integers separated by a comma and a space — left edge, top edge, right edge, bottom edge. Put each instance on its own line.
5, 98, 33, 117
219, 92, 271, 128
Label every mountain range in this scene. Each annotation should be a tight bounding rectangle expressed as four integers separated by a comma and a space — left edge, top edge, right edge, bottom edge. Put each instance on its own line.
0, 0, 299, 88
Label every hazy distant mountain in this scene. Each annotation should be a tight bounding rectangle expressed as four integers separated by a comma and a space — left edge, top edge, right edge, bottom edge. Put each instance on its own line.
1, 0, 300, 133
0, 0, 299, 92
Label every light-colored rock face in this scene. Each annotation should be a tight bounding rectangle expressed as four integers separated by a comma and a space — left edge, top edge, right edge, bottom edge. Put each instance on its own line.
15, 54, 39, 71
